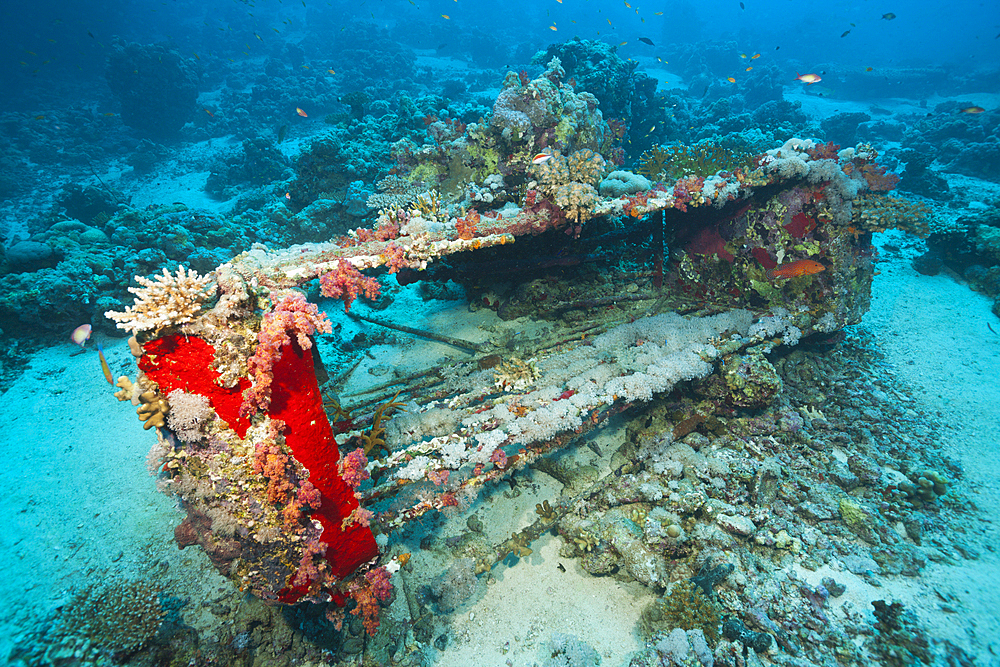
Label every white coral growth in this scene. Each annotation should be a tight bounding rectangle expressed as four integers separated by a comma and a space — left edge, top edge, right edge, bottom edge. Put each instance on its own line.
105, 266, 214, 333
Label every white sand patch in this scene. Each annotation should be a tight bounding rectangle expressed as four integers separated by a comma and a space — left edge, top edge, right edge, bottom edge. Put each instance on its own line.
126, 167, 220, 210
434, 532, 650, 667
411, 417, 648, 667
0, 336, 230, 661
862, 230, 1000, 660
643, 66, 686, 92
414, 51, 471, 73
785, 89, 875, 118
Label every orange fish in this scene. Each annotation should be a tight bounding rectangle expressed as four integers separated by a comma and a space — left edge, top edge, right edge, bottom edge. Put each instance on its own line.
97, 343, 113, 384
960, 106, 985, 114
296, 107, 308, 117
745, 66, 753, 71
795, 72, 822, 85
550, 24, 558, 30
441, 13, 449, 18
865, 66, 874, 72
532, 153, 553, 165
327, 69, 335, 74
751, 53, 760, 59
767, 259, 825, 280
204, 108, 214, 117
727, 77, 736, 83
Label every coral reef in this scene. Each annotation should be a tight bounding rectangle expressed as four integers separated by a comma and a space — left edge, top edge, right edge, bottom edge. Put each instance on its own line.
0, 9, 986, 662
105, 40, 198, 140
642, 579, 722, 644
636, 143, 753, 182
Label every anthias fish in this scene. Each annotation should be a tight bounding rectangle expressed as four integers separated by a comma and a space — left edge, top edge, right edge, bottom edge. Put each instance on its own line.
70, 324, 92, 347
795, 72, 822, 85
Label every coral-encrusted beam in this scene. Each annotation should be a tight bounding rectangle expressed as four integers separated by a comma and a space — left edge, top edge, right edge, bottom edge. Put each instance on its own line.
139, 335, 378, 601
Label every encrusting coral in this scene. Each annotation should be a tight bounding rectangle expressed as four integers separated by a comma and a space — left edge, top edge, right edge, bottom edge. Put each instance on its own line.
136, 390, 169, 430
105, 266, 214, 333
642, 579, 723, 644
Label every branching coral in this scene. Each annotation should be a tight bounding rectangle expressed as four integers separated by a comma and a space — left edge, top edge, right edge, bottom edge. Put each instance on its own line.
642, 579, 722, 644
494, 357, 539, 392
361, 391, 407, 458
365, 175, 427, 211
637, 143, 753, 181
852, 193, 930, 237
57, 578, 164, 656
105, 266, 214, 333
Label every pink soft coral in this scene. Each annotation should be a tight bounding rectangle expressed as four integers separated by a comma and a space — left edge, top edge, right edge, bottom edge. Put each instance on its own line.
241, 294, 332, 417
347, 566, 394, 635
338, 447, 370, 488
320, 260, 381, 312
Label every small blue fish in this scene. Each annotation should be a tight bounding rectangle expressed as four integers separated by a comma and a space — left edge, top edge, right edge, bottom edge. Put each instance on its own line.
97, 343, 113, 385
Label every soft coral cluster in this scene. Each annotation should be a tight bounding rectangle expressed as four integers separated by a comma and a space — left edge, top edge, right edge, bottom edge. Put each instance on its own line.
241, 294, 333, 417
672, 175, 705, 212
338, 447, 371, 489
319, 259, 381, 311
347, 566, 394, 636
253, 439, 296, 504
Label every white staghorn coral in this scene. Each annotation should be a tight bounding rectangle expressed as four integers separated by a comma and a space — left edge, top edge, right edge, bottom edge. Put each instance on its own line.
105, 266, 215, 333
